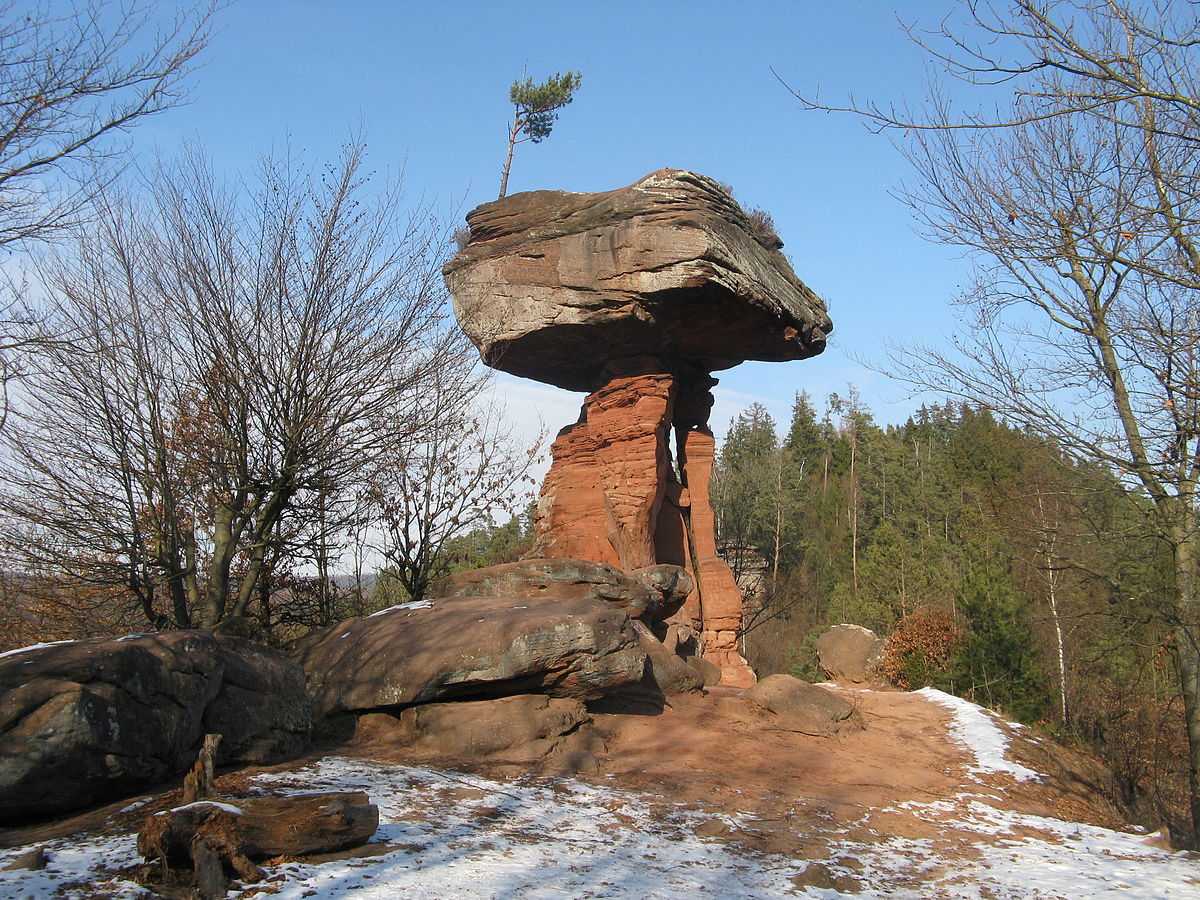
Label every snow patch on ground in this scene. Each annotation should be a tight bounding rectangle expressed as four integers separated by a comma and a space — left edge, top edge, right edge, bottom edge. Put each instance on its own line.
916, 686, 1043, 782
367, 599, 434, 617
3, 688, 1199, 898
249, 760, 800, 899
0, 832, 146, 899
2, 755, 1197, 899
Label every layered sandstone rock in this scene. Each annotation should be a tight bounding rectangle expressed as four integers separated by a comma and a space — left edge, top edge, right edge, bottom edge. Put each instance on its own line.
816, 624, 884, 684
354, 695, 590, 762
445, 170, 831, 686
290, 595, 645, 717
445, 169, 831, 392
430, 557, 692, 622
744, 674, 865, 736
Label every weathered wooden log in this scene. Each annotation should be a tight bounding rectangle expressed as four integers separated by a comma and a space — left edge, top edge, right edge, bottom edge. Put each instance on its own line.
138, 792, 379, 864
181, 733, 222, 805
235, 792, 379, 858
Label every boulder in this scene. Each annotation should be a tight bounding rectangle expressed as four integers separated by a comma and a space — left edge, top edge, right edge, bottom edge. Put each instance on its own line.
430, 558, 691, 621
0, 632, 312, 822
743, 674, 864, 736
445, 169, 831, 392
631, 621, 704, 696
290, 595, 645, 717
205, 636, 313, 764
815, 624, 884, 684
629, 564, 694, 620
685, 655, 723, 687
354, 695, 590, 760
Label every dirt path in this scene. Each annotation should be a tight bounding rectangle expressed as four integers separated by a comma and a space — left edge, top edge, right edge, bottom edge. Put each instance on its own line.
549, 686, 1123, 863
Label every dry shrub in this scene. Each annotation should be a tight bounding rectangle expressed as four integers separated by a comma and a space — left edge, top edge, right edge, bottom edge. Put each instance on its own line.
879, 607, 960, 689
1072, 670, 1193, 845
0, 573, 138, 652
745, 207, 783, 250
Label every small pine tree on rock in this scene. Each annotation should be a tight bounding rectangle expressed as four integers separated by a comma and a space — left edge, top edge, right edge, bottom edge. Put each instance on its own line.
498, 70, 582, 198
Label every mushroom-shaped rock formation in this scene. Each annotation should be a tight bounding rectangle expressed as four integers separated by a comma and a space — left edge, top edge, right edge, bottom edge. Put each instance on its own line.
445, 169, 830, 392
444, 170, 832, 687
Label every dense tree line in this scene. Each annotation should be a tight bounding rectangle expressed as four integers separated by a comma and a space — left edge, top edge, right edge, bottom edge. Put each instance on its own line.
715, 392, 1186, 837
785, 0, 1200, 852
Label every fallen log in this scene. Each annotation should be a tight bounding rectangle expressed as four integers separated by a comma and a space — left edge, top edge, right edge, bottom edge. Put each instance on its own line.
138, 792, 379, 899
140, 791, 379, 862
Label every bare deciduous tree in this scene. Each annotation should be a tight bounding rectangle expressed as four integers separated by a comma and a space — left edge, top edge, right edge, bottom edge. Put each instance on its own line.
366, 363, 540, 604
0, 0, 217, 247
0, 0, 217, 431
0, 141, 481, 631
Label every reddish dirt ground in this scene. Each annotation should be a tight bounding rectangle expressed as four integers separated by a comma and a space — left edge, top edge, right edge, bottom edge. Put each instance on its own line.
0, 683, 1129, 891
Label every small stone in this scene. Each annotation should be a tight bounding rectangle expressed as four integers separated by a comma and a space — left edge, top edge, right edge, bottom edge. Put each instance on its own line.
790, 862, 861, 893
693, 818, 731, 838
2, 846, 48, 871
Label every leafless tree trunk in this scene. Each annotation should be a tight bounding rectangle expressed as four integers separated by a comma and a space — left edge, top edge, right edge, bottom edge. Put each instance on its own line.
366, 363, 540, 603
0, 1, 217, 248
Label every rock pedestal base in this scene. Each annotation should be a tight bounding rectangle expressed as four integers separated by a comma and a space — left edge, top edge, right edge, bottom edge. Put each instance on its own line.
529, 359, 754, 686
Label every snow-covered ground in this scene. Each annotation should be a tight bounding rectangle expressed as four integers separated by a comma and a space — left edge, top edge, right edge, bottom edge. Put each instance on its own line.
915, 686, 1044, 783
2, 691, 1198, 899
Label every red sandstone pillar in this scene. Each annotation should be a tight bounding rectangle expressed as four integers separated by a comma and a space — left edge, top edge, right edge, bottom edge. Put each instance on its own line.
530, 369, 674, 571
530, 364, 757, 688
674, 427, 756, 687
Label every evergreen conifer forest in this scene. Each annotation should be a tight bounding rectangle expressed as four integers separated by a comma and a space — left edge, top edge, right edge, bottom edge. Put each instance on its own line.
715, 392, 1188, 834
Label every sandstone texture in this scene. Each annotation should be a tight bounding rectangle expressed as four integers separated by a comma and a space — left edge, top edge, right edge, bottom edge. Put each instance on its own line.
290, 595, 645, 717
744, 674, 865, 737
519, 364, 755, 686
445, 169, 831, 392
0, 632, 312, 822
816, 624, 885, 684
430, 557, 691, 622
445, 170, 832, 687
354, 695, 590, 760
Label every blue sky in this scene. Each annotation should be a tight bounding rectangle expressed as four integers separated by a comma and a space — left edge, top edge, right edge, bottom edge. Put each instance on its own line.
133, 0, 976, 441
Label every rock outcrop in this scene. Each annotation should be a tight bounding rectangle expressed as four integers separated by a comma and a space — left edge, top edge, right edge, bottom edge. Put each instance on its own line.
631, 621, 705, 696
744, 674, 864, 736
353, 694, 591, 762
445, 170, 832, 686
0, 632, 312, 822
430, 557, 692, 622
290, 595, 645, 718
445, 169, 830, 392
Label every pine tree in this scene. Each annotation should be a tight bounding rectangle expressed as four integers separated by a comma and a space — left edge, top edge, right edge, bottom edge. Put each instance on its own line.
498, 71, 582, 198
